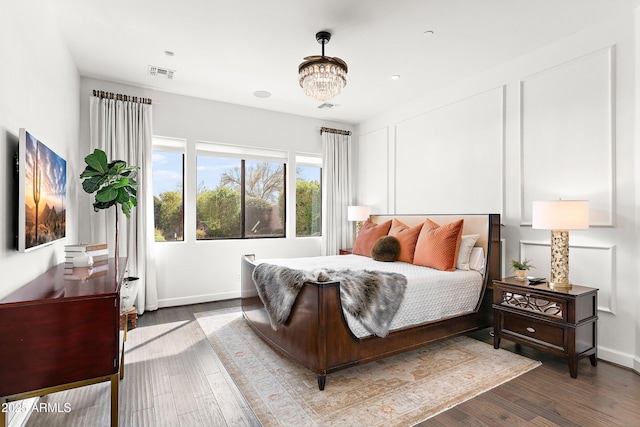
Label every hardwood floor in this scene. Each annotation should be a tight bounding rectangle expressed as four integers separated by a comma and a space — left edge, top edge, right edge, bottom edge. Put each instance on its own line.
27, 299, 260, 427
26, 300, 640, 426
422, 329, 640, 427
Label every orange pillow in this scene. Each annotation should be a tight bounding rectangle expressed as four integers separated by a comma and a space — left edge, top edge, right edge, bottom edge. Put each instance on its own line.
413, 219, 464, 271
352, 219, 392, 257
388, 219, 423, 263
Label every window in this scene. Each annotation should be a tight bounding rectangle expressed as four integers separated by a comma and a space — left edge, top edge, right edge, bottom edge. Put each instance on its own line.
152, 137, 185, 242
196, 142, 286, 240
296, 155, 322, 237
196, 156, 242, 239
244, 159, 286, 238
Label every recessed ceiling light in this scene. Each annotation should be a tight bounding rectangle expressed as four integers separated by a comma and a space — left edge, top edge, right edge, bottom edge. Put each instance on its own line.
164, 50, 175, 57
253, 90, 271, 98
423, 30, 434, 36
391, 75, 401, 80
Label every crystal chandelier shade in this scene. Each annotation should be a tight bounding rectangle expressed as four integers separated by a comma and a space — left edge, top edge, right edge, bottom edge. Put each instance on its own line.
298, 31, 348, 102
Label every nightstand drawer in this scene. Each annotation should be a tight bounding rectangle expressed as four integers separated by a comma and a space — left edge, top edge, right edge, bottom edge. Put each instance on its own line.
502, 312, 565, 349
499, 291, 566, 322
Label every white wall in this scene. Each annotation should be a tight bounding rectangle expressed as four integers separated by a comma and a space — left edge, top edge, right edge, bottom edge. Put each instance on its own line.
357, 12, 638, 370
0, 1, 80, 300
78, 78, 354, 307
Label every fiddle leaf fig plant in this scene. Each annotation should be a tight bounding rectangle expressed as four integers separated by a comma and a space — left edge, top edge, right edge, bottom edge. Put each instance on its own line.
80, 149, 139, 218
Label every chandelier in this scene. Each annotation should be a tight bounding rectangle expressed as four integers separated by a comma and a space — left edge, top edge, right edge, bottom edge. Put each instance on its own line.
298, 31, 348, 102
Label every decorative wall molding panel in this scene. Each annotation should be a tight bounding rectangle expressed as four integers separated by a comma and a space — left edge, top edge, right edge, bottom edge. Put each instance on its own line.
520, 47, 615, 226
357, 126, 390, 213
393, 87, 504, 214
519, 240, 615, 314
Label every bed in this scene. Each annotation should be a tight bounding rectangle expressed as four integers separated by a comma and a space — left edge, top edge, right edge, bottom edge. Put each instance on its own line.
241, 214, 501, 390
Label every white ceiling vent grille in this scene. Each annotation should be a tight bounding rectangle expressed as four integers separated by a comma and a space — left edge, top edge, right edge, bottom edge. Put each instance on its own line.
148, 65, 175, 79
318, 102, 339, 109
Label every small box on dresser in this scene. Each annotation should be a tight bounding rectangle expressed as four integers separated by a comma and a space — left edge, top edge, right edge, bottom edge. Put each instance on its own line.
492, 277, 598, 378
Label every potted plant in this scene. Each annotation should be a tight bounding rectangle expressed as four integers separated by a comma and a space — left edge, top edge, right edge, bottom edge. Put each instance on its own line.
510, 259, 534, 280
80, 149, 139, 269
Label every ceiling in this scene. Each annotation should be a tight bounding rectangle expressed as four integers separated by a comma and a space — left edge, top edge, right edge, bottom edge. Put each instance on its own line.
52, 0, 639, 124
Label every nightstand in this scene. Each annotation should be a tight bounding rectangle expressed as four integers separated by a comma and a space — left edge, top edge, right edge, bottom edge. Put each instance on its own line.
339, 248, 353, 255
492, 277, 598, 378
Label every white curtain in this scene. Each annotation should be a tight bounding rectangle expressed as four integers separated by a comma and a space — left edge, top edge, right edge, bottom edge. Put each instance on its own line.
321, 131, 353, 255
89, 96, 158, 314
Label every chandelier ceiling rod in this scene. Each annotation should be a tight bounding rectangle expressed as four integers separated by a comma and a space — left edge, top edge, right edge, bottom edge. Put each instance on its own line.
317, 31, 330, 56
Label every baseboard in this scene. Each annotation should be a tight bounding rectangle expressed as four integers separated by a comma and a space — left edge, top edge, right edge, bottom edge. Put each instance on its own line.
157, 291, 241, 308
598, 345, 639, 373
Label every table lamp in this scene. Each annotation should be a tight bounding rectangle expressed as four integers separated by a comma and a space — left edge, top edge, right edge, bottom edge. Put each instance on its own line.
347, 205, 371, 235
532, 199, 589, 289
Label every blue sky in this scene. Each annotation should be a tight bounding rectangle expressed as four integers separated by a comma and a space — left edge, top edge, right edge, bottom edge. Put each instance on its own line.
152, 151, 183, 196
152, 151, 320, 197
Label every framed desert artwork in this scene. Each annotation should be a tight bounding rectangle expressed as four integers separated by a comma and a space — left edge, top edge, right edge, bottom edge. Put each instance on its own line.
18, 128, 67, 251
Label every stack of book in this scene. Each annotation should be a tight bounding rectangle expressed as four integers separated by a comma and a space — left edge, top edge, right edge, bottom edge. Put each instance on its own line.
63, 243, 109, 280
65, 243, 108, 265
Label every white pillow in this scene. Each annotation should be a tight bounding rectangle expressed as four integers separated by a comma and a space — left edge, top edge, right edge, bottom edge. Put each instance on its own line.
456, 234, 479, 270
468, 247, 485, 274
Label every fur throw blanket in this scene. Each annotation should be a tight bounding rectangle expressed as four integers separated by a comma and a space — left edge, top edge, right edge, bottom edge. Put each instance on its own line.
252, 263, 407, 338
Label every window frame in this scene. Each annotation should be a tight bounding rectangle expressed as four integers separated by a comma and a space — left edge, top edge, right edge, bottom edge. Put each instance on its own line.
152, 136, 186, 243
295, 154, 322, 238
195, 141, 288, 240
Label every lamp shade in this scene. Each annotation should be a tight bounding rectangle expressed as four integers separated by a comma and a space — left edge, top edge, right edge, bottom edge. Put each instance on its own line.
347, 206, 371, 222
532, 200, 589, 230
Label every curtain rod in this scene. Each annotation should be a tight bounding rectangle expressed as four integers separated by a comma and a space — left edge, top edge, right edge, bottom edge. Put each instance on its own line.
320, 127, 351, 136
92, 89, 152, 105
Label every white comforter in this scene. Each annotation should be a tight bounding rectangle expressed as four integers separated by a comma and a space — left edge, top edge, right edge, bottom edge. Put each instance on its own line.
256, 254, 484, 338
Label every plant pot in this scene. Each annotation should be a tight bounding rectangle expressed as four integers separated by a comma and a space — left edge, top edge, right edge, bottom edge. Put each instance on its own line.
515, 269, 527, 280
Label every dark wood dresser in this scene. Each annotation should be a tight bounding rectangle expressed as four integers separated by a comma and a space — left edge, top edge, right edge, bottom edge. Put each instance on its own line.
493, 277, 598, 378
0, 258, 125, 427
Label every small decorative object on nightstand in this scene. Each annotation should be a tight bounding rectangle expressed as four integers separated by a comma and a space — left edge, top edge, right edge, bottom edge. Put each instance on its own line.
339, 248, 352, 255
510, 259, 534, 281
493, 277, 598, 378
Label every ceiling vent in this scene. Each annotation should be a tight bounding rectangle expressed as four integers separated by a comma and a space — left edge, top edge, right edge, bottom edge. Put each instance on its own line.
318, 102, 339, 109
148, 65, 175, 79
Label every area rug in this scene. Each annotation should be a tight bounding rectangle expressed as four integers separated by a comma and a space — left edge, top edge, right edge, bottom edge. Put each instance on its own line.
195, 308, 540, 426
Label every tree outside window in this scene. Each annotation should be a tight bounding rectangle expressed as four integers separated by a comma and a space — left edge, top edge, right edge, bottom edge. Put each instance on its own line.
152, 150, 184, 241
152, 141, 317, 242
296, 165, 321, 237
196, 156, 285, 239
